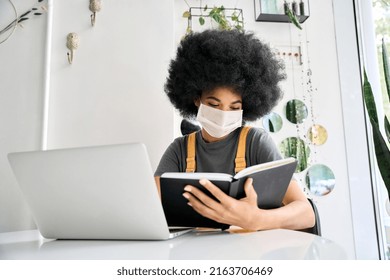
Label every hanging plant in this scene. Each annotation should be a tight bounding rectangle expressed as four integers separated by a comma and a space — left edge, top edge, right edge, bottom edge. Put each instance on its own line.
182, 3, 244, 36
0, 0, 47, 44
285, 5, 302, 30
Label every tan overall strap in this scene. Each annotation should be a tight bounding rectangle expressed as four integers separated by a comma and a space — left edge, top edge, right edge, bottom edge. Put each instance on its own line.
185, 127, 251, 173
185, 132, 196, 172
234, 126, 251, 173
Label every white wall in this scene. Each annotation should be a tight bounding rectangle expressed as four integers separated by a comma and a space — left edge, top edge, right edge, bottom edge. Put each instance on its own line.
46, 0, 175, 170
0, 0, 48, 232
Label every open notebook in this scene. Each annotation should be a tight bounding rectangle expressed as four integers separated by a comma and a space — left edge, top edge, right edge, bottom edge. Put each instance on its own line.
160, 158, 297, 229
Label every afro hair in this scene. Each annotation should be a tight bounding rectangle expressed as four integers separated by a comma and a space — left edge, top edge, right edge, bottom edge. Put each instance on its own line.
164, 29, 286, 121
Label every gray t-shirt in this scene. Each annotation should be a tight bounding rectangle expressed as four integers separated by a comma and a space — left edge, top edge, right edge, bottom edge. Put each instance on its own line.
154, 127, 282, 176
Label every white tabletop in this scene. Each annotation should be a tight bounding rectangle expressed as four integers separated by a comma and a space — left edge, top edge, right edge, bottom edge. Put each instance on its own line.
0, 228, 347, 260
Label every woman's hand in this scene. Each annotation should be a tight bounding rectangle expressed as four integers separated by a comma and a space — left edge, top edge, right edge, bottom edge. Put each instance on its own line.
182, 177, 262, 231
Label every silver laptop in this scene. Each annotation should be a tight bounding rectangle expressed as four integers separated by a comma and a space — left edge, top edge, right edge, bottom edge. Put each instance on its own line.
7, 143, 192, 240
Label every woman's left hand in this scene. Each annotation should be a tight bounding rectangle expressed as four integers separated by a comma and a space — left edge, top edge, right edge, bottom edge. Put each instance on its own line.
182, 177, 261, 230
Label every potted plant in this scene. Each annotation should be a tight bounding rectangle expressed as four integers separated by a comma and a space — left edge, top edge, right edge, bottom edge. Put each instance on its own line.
363, 38, 390, 201
363, 38, 390, 236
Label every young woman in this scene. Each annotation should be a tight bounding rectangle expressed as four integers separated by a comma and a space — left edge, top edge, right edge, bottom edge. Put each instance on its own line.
154, 29, 315, 231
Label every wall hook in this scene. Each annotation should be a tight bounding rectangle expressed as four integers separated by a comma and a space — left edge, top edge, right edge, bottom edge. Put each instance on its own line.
89, 0, 102, 26
66, 32, 79, 64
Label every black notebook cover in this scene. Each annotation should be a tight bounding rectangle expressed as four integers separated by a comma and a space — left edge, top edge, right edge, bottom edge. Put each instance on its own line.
160, 158, 297, 229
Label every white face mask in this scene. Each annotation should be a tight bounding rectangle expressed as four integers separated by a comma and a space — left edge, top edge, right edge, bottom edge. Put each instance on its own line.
196, 103, 243, 138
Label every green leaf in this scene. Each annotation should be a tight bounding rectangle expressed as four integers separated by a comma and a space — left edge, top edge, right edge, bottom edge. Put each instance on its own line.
363, 70, 379, 125
20, 10, 32, 18
18, 17, 29, 23
286, 100, 298, 123
235, 24, 243, 31
371, 121, 390, 199
286, 7, 302, 30
182, 11, 191, 18
385, 115, 390, 143
211, 13, 221, 23
382, 38, 390, 103
268, 119, 274, 132
209, 7, 217, 14
199, 16, 205, 25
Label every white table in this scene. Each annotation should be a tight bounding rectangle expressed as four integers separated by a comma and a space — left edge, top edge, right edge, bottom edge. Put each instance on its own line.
0, 228, 347, 260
